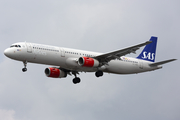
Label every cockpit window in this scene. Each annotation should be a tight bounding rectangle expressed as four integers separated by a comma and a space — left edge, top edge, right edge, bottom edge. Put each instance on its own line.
10, 45, 21, 48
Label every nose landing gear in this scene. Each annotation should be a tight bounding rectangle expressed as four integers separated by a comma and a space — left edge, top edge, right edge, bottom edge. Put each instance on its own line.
22, 68, 27, 72
22, 61, 27, 72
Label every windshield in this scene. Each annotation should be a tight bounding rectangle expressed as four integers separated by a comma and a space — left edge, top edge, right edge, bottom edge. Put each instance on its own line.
10, 45, 21, 48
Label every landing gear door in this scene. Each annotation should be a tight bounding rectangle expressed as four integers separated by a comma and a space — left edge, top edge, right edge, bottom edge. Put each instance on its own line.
25, 42, 32, 53
60, 48, 65, 57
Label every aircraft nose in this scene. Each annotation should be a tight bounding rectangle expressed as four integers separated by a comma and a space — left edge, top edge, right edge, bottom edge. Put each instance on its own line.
4, 48, 11, 57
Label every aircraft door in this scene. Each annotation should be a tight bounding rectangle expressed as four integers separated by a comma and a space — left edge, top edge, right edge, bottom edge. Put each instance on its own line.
25, 42, 32, 53
60, 48, 65, 57
138, 60, 143, 69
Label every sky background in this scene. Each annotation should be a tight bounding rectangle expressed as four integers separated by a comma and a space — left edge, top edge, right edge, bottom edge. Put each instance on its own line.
0, 0, 179, 120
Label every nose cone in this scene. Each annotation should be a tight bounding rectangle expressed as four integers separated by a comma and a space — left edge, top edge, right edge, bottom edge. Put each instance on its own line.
4, 48, 11, 57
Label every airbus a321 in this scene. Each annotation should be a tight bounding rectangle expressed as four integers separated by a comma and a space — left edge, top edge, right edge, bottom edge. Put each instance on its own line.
4, 36, 176, 84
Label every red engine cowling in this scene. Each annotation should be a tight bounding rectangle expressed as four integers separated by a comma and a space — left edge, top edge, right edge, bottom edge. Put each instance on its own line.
45, 67, 67, 78
78, 57, 99, 67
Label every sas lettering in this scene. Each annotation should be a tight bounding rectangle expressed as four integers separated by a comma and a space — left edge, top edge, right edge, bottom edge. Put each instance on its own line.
142, 52, 155, 60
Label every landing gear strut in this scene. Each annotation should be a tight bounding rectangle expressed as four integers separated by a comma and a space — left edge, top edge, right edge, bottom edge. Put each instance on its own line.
95, 71, 103, 77
22, 61, 27, 72
72, 71, 81, 84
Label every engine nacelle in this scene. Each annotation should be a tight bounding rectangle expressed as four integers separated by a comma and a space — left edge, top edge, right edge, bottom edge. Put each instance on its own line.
45, 67, 67, 78
78, 57, 99, 67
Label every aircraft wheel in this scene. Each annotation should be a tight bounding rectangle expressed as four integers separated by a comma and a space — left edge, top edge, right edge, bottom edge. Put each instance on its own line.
95, 72, 100, 77
73, 77, 81, 84
22, 68, 27, 72
95, 71, 103, 77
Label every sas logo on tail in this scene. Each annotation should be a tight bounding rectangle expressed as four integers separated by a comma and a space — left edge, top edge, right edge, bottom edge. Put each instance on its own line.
142, 52, 155, 60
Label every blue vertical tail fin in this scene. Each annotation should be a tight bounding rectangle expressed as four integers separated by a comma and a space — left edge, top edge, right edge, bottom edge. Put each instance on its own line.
137, 36, 157, 62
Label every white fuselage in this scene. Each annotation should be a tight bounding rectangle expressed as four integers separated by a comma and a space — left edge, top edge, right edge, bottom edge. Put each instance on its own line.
4, 42, 161, 74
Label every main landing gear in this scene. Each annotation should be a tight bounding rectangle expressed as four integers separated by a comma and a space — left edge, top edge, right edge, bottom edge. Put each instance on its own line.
22, 61, 27, 72
71, 71, 103, 84
95, 70, 103, 77
72, 71, 81, 84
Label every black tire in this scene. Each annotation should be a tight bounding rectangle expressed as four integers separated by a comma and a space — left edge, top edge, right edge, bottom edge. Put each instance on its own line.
22, 68, 27, 72
73, 77, 81, 84
95, 71, 103, 77
76, 77, 81, 83
99, 71, 103, 76
95, 72, 100, 77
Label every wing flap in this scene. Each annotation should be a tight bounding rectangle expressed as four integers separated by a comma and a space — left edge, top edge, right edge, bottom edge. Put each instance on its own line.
149, 59, 177, 67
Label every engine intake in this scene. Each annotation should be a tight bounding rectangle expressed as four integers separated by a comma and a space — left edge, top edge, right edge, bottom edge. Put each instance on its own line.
45, 67, 67, 78
78, 57, 99, 67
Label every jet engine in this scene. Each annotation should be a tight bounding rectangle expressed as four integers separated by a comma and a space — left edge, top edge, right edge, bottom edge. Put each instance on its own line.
78, 57, 99, 67
45, 67, 67, 78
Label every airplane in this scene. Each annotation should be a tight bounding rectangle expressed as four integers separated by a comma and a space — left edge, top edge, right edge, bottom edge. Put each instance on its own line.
4, 36, 176, 84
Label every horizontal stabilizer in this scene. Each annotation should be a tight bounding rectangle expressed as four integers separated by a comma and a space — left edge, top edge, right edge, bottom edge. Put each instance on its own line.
149, 59, 177, 67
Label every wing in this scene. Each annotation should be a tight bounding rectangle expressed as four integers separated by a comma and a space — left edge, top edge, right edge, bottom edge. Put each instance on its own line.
94, 41, 152, 64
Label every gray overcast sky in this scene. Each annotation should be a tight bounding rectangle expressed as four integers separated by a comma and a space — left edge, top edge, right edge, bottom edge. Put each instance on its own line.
0, 0, 179, 120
